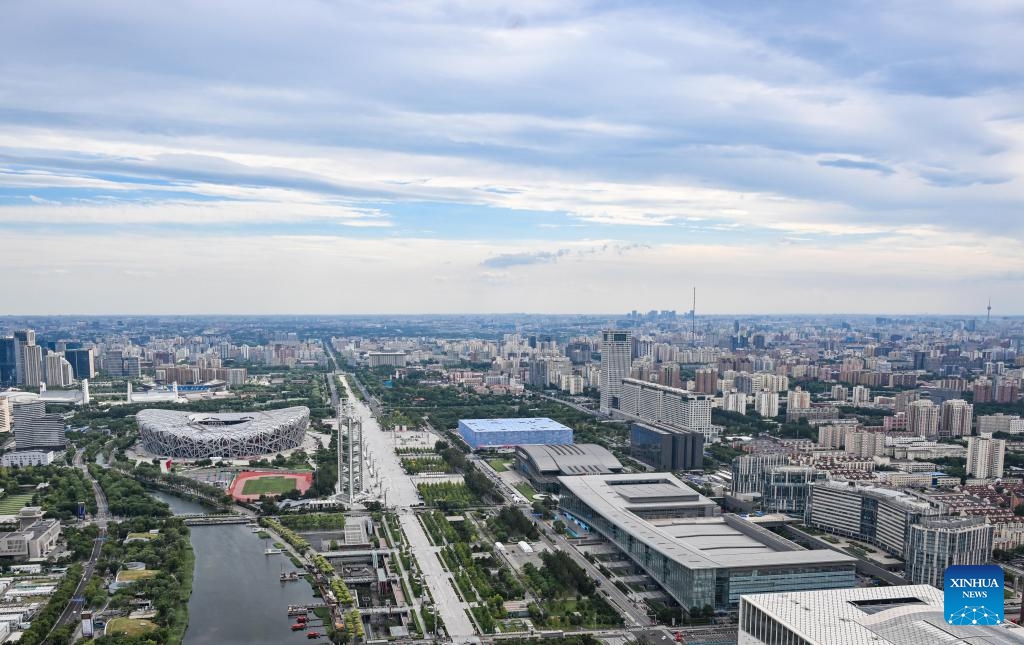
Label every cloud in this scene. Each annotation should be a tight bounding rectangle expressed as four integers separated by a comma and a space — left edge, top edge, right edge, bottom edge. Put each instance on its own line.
482, 249, 570, 268
817, 158, 894, 175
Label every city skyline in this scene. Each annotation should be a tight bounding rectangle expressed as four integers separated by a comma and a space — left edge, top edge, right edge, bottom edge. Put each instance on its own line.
2, 1, 1023, 314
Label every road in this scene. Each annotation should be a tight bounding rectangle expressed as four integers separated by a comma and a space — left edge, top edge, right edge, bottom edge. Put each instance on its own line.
50, 449, 110, 638
332, 369, 477, 643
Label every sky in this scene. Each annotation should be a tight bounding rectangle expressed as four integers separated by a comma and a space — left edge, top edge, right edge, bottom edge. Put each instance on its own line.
1, 0, 1023, 315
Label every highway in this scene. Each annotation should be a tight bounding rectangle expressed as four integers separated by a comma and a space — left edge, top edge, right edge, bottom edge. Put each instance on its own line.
49, 449, 110, 639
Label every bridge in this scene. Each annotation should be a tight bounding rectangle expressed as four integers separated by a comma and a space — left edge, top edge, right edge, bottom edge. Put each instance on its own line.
180, 513, 253, 526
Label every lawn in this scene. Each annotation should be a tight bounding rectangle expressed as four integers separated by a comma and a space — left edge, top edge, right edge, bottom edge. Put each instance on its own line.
0, 493, 34, 514
126, 532, 157, 541
116, 569, 159, 582
106, 617, 157, 636
241, 476, 299, 495
487, 459, 509, 472
514, 482, 539, 500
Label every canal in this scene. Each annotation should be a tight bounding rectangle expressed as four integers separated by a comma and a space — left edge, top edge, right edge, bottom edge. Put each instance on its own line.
149, 492, 325, 644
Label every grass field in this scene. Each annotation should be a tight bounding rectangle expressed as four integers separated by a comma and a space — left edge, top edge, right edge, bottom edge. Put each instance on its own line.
487, 459, 510, 472
106, 617, 157, 636
514, 482, 539, 500
126, 532, 157, 541
0, 493, 34, 514
116, 569, 159, 582
241, 476, 299, 495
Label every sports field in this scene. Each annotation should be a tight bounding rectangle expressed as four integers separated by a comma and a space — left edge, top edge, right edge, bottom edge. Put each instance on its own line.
228, 470, 313, 501
242, 476, 299, 495
0, 493, 34, 515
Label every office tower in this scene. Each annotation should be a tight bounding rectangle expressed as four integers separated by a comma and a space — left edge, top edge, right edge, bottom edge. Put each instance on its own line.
907, 399, 939, 438
731, 453, 790, 494
905, 517, 994, 588
694, 367, 718, 394
939, 399, 973, 439
20, 344, 43, 388
599, 330, 632, 414
786, 387, 810, 410
0, 338, 16, 386
629, 423, 704, 471
12, 330, 35, 385
44, 353, 75, 388
11, 399, 45, 432
15, 413, 66, 450
754, 391, 779, 418
966, 434, 1005, 479
64, 348, 95, 380
850, 385, 870, 406
762, 466, 821, 514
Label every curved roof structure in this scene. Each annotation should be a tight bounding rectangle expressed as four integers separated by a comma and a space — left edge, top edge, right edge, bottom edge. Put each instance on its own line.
515, 443, 622, 475
137, 406, 309, 459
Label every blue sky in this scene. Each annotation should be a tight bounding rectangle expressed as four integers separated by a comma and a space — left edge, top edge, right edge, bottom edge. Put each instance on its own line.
1, 0, 1022, 314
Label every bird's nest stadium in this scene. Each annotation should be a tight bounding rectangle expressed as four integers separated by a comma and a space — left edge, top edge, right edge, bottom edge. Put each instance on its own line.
137, 407, 310, 459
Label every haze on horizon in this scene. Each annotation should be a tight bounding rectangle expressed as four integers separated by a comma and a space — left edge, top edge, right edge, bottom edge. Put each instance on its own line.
1, 1, 1022, 316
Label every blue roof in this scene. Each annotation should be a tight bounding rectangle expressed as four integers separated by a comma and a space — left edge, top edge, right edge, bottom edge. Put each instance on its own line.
459, 417, 571, 433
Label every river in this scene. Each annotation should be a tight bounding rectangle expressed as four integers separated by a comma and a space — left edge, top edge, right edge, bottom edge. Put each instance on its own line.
148, 492, 325, 644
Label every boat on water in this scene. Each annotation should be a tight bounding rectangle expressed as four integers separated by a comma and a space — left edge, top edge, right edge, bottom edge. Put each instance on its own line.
251, 527, 261, 533
287, 606, 309, 616
265, 547, 283, 555
280, 565, 300, 581
306, 632, 321, 639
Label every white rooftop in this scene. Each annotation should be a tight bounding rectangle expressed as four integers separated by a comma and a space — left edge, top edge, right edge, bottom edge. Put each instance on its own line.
742, 585, 1024, 645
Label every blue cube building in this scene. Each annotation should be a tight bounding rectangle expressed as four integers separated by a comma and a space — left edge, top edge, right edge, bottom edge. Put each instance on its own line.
457, 417, 573, 450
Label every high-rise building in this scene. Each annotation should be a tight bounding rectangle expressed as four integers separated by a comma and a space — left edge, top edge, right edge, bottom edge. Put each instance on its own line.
905, 517, 994, 588
786, 387, 810, 410
15, 413, 66, 450
939, 398, 973, 439
618, 378, 716, 440
0, 397, 10, 434
64, 348, 95, 380
599, 330, 632, 414
845, 431, 885, 458
44, 353, 75, 388
850, 385, 870, 406
0, 338, 17, 386
966, 434, 1005, 479
977, 413, 1024, 435
731, 453, 790, 495
20, 344, 43, 388
996, 381, 1020, 404
694, 367, 718, 394
806, 481, 938, 557
10, 399, 45, 432
763, 466, 821, 514
907, 399, 939, 438
830, 384, 848, 402
973, 377, 994, 403
12, 330, 35, 385
754, 391, 779, 418
818, 424, 848, 449
723, 391, 746, 414
630, 423, 704, 471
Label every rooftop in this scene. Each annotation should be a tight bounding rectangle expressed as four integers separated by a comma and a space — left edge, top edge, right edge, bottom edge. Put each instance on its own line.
516, 443, 621, 475
559, 473, 855, 571
742, 585, 1024, 645
460, 417, 572, 434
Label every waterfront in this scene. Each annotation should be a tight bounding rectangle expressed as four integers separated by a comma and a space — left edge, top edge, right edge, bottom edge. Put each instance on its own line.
150, 492, 324, 644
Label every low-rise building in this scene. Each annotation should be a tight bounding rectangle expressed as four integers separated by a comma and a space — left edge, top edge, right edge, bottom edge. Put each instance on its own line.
1, 450, 57, 467
0, 507, 61, 560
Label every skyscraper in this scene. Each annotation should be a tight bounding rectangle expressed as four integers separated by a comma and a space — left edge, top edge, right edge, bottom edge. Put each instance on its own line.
905, 517, 993, 588
20, 344, 43, 389
44, 353, 75, 388
599, 330, 632, 415
694, 367, 718, 394
966, 434, 1005, 479
64, 348, 96, 380
0, 338, 17, 386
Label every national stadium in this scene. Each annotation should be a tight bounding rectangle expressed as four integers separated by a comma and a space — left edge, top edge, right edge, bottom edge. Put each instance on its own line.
137, 407, 310, 459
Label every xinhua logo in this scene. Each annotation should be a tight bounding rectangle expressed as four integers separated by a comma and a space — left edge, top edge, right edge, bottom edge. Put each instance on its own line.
944, 565, 1004, 626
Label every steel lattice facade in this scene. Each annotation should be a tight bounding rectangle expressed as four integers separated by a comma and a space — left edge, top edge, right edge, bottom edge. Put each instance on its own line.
137, 406, 309, 458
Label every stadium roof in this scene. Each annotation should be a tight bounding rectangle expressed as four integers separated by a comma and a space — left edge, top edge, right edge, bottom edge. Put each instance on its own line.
516, 443, 621, 475
559, 473, 855, 571
137, 407, 309, 440
741, 585, 1024, 644
460, 417, 571, 434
